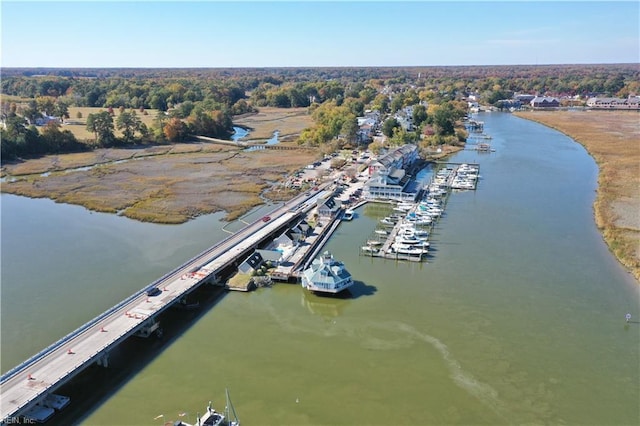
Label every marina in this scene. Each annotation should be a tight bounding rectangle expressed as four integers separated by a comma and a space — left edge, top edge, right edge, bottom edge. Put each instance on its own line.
360, 163, 479, 262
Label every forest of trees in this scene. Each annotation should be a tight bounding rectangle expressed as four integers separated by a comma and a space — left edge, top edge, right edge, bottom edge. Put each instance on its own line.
1, 64, 638, 162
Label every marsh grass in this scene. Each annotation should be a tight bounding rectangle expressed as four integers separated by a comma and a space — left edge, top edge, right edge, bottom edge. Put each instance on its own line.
515, 110, 640, 282
1, 109, 320, 225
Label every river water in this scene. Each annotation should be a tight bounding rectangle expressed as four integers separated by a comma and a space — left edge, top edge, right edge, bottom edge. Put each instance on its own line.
2, 113, 639, 425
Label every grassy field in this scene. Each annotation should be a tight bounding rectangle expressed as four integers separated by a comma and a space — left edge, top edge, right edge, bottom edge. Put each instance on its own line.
515, 110, 640, 283
64, 107, 162, 141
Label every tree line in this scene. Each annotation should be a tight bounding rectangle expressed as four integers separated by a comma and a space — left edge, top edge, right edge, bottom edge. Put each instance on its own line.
2, 64, 638, 162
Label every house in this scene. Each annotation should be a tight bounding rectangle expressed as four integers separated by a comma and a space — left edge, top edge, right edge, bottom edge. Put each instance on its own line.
530, 97, 560, 108
300, 251, 354, 294
586, 96, 640, 110
514, 94, 536, 104
34, 114, 61, 126
316, 196, 341, 218
237, 250, 282, 275
237, 251, 266, 275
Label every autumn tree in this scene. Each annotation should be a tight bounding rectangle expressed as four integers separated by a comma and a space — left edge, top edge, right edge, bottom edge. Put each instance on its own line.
163, 117, 188, 142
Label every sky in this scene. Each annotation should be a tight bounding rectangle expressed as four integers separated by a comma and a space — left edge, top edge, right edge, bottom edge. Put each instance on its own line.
1, 1, 638, 68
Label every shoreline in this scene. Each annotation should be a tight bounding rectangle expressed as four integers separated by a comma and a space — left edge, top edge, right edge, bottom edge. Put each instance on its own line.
514, 110, 640, 283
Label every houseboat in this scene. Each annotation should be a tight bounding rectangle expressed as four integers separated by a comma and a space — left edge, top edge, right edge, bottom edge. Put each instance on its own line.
301, 251, 354, 294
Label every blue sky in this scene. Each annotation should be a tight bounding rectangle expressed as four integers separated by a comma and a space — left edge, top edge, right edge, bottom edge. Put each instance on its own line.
1, 1, 638, 67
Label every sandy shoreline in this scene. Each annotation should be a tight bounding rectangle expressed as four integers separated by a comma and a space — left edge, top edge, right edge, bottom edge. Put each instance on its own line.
515, 110, 640, 283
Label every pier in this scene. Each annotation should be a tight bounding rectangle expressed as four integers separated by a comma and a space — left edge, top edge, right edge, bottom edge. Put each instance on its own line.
0, 184, 333, 424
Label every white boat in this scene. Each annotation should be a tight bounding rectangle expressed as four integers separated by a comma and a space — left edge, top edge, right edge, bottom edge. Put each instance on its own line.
380, 217, 395, 226
393, 202, 414, 212
391, 244, 427, 256
342, 209, 354, 221
395, 236, 430, 247
366, 239, 383, 246
361, 245, 379, 253
374, 229, 388, 235
176, 389, 239, 426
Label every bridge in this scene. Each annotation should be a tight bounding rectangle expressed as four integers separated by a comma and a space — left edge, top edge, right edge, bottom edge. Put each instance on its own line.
193, 135, 315, 150
0, 185, 333, 423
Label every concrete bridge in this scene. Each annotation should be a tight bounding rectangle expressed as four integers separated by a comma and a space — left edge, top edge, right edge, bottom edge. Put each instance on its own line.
0, 185, 332, 423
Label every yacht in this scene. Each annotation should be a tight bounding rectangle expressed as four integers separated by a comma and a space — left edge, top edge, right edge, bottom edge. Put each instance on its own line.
391, 244, 427, 256
342, 209, 355, 221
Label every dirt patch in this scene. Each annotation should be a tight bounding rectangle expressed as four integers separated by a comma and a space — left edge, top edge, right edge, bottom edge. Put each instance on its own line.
515, 110, 640, 282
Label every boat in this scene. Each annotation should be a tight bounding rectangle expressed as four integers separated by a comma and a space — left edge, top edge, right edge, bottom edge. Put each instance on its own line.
342, 209, 354, 221
175, 389, 239, 426
390, 244, 427, 256
374, 229, 388, 235
301, 251, 354, 294
366, 239, 383, 246
361, 245, 379, 253
379, 217, 395, 226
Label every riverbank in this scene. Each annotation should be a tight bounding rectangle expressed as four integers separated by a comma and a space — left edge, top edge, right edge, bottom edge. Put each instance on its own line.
515, 110, 640, 283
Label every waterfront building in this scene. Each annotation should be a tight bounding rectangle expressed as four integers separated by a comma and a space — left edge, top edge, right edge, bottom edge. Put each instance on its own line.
363, 144, 419, 202
530, 96, 560, 108
586, 96, 640, 110
300, 251, 354, 294
316, 195, 341, 218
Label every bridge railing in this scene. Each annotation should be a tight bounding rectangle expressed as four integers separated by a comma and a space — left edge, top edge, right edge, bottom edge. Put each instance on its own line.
1, 203, 289, 385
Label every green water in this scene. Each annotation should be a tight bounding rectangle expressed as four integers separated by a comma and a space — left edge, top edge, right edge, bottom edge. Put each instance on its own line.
2, 113, 639, 425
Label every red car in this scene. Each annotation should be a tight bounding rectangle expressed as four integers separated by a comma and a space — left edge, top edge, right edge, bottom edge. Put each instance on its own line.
262, 216, 271, 222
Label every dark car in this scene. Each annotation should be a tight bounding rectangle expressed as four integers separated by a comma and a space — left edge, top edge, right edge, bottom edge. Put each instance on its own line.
146, 287, 162, 297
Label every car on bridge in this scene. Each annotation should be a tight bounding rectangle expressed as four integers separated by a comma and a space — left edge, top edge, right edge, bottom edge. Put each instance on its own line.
146, 287, 162, 297
262, 216, 271, 222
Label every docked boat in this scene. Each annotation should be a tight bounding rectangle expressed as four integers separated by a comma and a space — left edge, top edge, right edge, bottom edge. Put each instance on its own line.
361, 245, 379, 254
301, 251, 354, 294
342, 209, 355, 221
374, 229, 388, 235
366, 239, 383, 246
390, 244, 427, 256
379, 217, 395, 226
395, 235, 429, 247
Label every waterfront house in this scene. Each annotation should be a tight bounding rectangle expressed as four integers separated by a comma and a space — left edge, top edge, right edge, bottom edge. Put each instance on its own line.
586, 96, 640, 110
238, 251, 266, 275
300, 251, 354, 294
530, 96, 560, 108
316, 196, 341, 218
